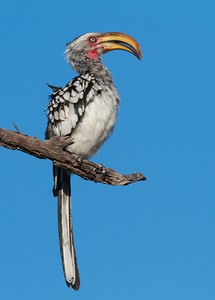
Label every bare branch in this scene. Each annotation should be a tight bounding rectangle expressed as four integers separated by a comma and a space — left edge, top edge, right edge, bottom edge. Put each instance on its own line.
0, 128, 146, 186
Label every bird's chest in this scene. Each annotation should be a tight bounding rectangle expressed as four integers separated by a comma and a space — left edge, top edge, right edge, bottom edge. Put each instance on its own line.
67, 90, 119, 157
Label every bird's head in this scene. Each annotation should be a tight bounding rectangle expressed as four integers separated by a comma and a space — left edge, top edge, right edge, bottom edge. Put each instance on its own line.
66, 32, 142, 75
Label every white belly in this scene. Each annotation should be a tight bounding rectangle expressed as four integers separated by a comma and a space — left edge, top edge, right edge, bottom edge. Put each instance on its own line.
66, 92, 118, 158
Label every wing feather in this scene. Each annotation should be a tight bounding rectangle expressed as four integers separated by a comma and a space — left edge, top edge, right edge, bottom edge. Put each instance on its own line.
46, 74, 99, 137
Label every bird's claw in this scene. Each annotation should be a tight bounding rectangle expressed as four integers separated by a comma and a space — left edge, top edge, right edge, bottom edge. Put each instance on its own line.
97, 163, 106, 174
46, 136, 74, 150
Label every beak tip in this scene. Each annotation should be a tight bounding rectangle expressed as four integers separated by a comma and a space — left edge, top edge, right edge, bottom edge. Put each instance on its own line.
136, 50, 142, 60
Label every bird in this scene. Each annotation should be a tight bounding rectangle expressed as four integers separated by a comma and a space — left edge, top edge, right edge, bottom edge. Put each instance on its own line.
45, 32, 142, 290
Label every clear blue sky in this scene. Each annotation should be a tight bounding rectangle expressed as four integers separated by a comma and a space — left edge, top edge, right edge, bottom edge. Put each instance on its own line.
0, 1, 214, 299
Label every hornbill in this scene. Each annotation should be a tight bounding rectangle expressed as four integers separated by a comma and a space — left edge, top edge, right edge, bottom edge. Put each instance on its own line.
45, 32, 142, 290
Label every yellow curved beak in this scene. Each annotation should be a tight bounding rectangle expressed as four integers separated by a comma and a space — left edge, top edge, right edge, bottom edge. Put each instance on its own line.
97, 32, 142, 60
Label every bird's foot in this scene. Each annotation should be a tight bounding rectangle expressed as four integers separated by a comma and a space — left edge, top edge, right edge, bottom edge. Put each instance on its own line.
97, 163, 106, 174
46, 136, 74, 150
71, 155, 84, 168
95, 163, 107, 181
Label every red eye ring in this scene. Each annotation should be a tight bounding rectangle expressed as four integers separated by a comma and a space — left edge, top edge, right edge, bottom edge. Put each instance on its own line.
89, 36, 97, 43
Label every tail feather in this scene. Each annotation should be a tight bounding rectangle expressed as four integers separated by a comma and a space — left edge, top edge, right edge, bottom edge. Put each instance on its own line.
54, 166, 80, 290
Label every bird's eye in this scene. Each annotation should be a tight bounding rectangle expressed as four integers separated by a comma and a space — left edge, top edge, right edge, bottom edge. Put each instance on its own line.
89, 36, 97, 43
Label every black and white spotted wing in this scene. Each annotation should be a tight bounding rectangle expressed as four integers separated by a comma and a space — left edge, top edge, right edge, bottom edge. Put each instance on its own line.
46, 73, 103, 137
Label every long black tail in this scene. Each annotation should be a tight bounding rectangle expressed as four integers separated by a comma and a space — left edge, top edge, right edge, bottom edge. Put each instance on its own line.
53, 166, 80, 290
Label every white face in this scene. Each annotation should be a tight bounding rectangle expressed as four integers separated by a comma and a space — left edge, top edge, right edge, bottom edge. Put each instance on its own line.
66, 32, 101, 52
65, 32, 104, 74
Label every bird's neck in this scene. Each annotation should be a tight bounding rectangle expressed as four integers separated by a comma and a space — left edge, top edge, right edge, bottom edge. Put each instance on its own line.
67, 51, 113, 82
